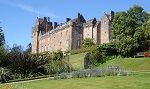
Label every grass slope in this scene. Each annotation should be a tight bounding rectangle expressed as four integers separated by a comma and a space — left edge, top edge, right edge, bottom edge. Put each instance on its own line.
100, 57, 150, 71
69, 53, 150, 71
69, 53, 86, 69
1, 73, 150, 89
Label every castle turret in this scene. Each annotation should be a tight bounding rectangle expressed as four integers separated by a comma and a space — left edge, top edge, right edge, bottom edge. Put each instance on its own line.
32, 17, 41, 53
100, 11, 114, 44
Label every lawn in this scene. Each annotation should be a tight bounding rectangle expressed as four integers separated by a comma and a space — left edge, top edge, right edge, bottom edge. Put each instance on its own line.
1, 72, 150, 89
69, 53, 86, 69
69, 53, 150, 71
100, 57, 150, 71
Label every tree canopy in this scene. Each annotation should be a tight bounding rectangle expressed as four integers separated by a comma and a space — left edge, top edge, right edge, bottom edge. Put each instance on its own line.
112, 5, 149, 57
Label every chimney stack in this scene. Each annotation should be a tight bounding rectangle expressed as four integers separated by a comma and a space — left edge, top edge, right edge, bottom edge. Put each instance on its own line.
44, 17, 47, 21
66, 18, 71, 22
47, 17, 50, 22
54, 22, 58, 29
110, 11, 114, 21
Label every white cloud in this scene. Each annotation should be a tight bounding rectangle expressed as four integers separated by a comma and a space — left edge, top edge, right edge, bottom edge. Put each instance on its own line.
17, 4, 59, 18
2, 1, 59, 18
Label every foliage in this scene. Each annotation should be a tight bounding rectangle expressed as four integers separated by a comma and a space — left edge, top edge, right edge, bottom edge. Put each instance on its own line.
24, 43, 32, 54
112, 5, 149, 57
0, 67, 12, 83
84, 43, 119, 68
70, 45, 97, 55
0, 26, 5, 46
0, 46, 9, 67
0, 45, 73, 83
54, 65, 126, 79
82, 38, 95, 48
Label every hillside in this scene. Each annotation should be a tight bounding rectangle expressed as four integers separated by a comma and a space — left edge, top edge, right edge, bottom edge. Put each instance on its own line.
100, 57, 150, 71
69, 53, 150, 71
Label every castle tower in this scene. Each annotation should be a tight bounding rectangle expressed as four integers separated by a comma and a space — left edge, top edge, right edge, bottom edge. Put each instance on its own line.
100, 11, 114, 44
31, 17, 42, 53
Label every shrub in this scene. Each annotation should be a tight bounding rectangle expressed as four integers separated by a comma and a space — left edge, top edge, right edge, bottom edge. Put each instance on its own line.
54, 65, 127, 80
59, 73, 69, 79
82, 38, 95, 48
144, 50, 150, 57
70, 45, 97, 55
71, 69, 90, 78
89, 68, 105, 77
105, 64, 127, 76
84, 43, 119, 68
0, 67, 12, 83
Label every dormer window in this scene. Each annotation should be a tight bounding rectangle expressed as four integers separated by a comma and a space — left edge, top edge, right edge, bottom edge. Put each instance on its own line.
104, 21, 107, 24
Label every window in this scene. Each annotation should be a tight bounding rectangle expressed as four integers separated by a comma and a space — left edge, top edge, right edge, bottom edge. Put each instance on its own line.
61, 32, 62, 37
60, 42, 62, 46
88, 27, 92, 31
48, 38, 50, 41
48, 44, 51, 51
66, 30, 68, 36
104, 21, 107, 24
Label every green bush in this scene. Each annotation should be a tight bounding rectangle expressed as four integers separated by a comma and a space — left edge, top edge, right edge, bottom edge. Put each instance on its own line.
82, 38, 95, 48
0, 67, 12, 83
0, 45, 73, 83
84, 43, 119, 68
70, 45, 97, 55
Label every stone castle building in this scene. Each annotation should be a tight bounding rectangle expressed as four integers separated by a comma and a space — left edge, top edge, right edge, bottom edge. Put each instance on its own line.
32, 11, 114, 53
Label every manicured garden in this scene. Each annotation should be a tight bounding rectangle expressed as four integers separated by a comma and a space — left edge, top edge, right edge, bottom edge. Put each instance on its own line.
1, 56, 150, 89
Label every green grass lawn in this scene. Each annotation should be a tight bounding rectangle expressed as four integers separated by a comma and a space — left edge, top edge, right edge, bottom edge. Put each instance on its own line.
69, 53, 150, 71
100, 57, 150, 71
69, 53, 86, 69
1, 72, 150, 89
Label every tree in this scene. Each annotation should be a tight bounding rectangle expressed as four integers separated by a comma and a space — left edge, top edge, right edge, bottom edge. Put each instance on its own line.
0, 26, 5, 46
82, 38, 95, 48
24, 43, 32, 54
112, 5, 149, 57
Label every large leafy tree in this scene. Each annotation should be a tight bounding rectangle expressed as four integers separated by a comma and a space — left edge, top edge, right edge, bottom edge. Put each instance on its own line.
112, 5, 149, 57
0, 26, 5, 46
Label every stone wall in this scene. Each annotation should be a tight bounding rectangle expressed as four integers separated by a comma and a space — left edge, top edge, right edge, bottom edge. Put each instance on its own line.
39, 22, 73, 52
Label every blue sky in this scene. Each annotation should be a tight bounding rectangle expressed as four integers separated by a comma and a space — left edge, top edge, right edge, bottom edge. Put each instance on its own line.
0, 0, 150, 48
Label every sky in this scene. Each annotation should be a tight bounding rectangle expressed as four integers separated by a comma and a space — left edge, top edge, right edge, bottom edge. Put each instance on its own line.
0, 0, 150, 49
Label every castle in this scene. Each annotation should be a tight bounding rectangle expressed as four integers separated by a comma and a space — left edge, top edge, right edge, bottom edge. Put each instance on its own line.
32, 11, 114, 53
